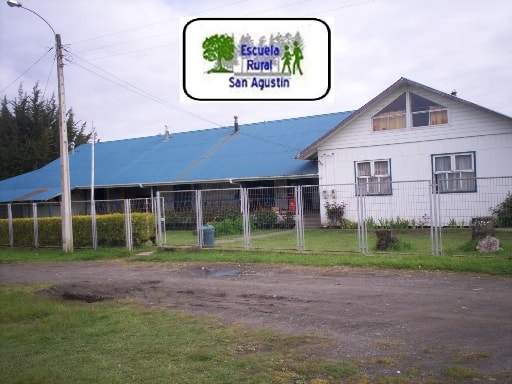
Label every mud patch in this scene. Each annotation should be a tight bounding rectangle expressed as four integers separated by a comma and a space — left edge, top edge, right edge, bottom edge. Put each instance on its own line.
238, 293, 310, 303
39, 281, 143, 303
61, 291, 113, 303
177, 289, 195, 294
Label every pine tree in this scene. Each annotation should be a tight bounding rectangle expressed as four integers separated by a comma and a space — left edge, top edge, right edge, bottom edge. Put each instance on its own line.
0, 83, 91, 180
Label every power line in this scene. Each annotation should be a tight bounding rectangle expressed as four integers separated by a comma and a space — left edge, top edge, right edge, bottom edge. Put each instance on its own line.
244, 0, 313, 16
302, 0, 376, 16
68, 51, 223, 128
69, 0, 249, 46
68, 0, 376, 64
81, 42, 175, 62
41, 50, 56, 99
22, 0, 379, 138
0, 47, 54, 94
59, 0, 379, 138
73, 31, 172, 55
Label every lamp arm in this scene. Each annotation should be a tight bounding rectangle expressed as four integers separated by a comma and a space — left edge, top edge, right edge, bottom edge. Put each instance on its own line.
19, 5, 57, 36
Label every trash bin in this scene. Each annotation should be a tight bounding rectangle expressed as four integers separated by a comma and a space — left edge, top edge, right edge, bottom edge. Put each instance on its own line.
202, 224, 215, 247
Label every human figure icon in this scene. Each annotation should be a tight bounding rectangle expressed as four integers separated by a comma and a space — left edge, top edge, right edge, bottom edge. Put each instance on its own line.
292, 41, 303, 75
281, 44, 292, 74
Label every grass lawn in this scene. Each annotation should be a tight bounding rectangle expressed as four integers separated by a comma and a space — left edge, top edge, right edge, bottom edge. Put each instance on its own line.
164, 227, 512, 255
0, 234, 510, 382
1, 228, 511, 275
0, 287, 357, 384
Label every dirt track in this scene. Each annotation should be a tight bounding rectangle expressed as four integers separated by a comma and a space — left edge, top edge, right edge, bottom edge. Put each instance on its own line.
1, 260, 511, 381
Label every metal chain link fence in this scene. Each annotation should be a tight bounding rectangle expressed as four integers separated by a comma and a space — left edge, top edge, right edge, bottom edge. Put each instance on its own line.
1, 177, 511, 254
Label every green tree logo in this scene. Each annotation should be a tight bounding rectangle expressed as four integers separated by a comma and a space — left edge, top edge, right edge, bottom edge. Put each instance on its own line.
203, 34, 235, 73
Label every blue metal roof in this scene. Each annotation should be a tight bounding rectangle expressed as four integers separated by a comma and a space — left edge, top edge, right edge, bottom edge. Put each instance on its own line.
0, 111, 353, 202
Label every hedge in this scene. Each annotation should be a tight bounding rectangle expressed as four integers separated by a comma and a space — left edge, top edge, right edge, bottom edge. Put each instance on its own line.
0, 213, 156, 248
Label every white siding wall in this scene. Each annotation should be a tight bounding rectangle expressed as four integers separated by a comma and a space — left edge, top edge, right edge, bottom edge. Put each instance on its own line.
319, 133, 512, 185
317, 85, 512, 225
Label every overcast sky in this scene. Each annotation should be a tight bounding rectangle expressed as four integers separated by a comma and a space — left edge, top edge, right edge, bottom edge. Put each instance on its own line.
1, 0, 511, 142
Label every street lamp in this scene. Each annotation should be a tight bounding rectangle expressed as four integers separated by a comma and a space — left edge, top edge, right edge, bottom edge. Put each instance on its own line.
7, 0, 74, 252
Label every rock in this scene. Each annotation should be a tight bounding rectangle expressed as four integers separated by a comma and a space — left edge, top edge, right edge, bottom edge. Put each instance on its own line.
476, 236, 501, 253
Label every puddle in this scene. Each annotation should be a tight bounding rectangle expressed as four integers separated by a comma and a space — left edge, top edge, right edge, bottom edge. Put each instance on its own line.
211, 269, 241, 277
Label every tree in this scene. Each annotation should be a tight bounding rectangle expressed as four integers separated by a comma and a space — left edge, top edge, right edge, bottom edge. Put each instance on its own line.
0, 83, 90, 181
203, 34, 235, 73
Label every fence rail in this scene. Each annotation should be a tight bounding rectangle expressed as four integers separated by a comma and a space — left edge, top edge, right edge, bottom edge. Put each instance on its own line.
1, 177, 511, 254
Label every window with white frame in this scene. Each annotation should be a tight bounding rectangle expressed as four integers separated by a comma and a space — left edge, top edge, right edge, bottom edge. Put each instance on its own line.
411, 93, 448, 127
355, 159, 392, 195
372, 91, 448, 131
372, 93, 406, 131
432, 152, 476, 193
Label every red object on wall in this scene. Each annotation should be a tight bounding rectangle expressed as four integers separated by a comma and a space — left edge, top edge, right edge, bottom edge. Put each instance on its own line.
287, 194, 296, 212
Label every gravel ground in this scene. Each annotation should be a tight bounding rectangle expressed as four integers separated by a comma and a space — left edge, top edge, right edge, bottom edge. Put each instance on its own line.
1, 260, 511, 382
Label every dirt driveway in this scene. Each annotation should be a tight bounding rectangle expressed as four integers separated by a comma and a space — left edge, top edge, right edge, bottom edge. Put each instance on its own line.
1, 259, 511, 381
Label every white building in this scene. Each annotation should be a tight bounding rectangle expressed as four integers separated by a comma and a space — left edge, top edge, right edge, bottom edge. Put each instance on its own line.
296, 78, 512, 226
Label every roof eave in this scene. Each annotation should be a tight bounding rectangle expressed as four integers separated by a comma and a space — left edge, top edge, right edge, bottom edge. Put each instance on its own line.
74, 173, 320, 190
295, 77, 512, 160
296, 78, 410, 160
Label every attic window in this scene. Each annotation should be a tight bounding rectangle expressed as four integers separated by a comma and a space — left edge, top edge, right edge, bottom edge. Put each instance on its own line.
372, 93, 406, 131
411, 93, 448, 127
372, 91, 449, 131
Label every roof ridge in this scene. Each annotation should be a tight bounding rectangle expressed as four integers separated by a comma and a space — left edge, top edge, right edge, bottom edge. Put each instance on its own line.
238, 110, 355, 128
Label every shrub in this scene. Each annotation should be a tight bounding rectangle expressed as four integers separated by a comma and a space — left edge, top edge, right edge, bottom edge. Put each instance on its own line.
365, 217, 376, 229
131, 213, 157, 245
165, 211, 196, 230
37, 218, 62, 246
0, 213, 155, 248
96, 214, 126, 247
340, 219, 358, 229
211, 217, 244, 236
0, 220, 8, 245
12, 218, 34, 246
276, 210, 295, 229
377, 216, 409, 229
324, 201, 346, 227
492, 192, 512, 228
252, 209, 278, 229
203, 207, 239, 223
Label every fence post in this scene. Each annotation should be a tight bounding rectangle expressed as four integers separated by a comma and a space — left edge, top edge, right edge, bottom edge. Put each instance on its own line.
124, 199, 133, 251
32, 203, 39, 248
241, 187, 251, 249
155, 192, 164, 245
295, 186, 305, 251
356, 186, 368, 253
7, 204, 13, 247
195, 190, 203, 247
430, 182, 442, 255
91, 200, 98, 250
